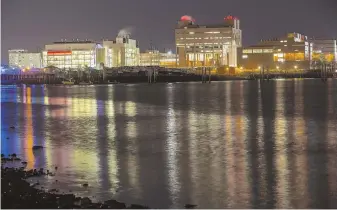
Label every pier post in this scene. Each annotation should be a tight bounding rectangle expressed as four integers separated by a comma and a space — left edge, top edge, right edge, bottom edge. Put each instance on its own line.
202, 67, 206, 83
153, 69, 157, 83
208, 68, 211, 83
148, 69, 152, 83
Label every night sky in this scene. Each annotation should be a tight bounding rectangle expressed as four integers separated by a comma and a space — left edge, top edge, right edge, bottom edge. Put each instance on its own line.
1, 0, 337, 64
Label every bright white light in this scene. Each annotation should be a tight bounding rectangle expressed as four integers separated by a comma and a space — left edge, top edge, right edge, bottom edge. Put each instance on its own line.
168, 50, 172, 55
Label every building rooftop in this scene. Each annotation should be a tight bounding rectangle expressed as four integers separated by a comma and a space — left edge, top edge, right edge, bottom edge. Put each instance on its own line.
53, 40, 95, 44
176, 23, 232, 29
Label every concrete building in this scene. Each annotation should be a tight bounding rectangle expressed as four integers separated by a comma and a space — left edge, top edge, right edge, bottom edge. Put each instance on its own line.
140, 50, 177, 67
42, 40, 104, 69
175, 15, 242, 69
103, 34, 140, 67
9, 49, 42, 68
311, 39, 337, 63
238, 32, 312, 70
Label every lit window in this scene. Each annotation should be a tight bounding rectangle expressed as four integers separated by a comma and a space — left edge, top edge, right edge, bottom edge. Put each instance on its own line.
205, 31, 220, 34
253, 49, 263, 53
243, 49, 252, 54
189, 32, 195, 35
263, 49, 273, 53
242, 55, 248, 59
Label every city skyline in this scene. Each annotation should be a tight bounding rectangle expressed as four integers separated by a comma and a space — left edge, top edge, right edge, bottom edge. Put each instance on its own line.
1, 0, 337, 64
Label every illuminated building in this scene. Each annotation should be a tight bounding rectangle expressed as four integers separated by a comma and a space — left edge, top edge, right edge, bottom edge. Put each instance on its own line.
140, 50, 161, 66
140, 50, 177, 67
160, 50, 177, 68
311, 39, 337, 63
9, 49, 42, 68
103, 34, 140, 67
238, 32, 313, 70
42, 40, 104, 69
175, 15, 242, 69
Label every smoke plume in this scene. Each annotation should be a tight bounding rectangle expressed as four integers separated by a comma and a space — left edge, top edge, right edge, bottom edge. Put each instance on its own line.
117, 27, 134, 38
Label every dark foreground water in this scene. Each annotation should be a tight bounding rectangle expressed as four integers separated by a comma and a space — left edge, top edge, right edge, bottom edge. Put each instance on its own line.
1, 79, 337, 208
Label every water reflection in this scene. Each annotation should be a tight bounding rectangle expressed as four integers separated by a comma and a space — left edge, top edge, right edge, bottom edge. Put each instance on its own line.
24, 87, 34, 169
1, 80, 337, 208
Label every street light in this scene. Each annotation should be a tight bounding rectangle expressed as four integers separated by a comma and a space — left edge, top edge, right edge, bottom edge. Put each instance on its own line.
294, 65, 298, 70
276, 66, 279, 70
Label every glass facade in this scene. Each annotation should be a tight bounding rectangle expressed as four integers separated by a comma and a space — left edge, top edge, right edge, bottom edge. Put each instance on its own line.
43, 50, 96, 69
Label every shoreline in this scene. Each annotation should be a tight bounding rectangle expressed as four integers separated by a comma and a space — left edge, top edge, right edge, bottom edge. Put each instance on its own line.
1, 73, 335, 85
1, 157, 150, 209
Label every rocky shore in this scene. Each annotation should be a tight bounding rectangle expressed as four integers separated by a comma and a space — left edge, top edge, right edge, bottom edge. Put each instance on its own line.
1, 155, 150, 209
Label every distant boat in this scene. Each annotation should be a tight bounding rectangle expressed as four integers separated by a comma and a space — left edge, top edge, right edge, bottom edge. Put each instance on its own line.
62, 79, 74, 85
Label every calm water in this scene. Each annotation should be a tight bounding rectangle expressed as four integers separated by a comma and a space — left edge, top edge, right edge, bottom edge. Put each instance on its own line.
1, 80, 337, 208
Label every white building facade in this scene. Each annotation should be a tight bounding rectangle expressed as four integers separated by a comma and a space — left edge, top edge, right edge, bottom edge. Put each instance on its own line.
175, 15, 242, 68
103, 35, 140, 67
42, 40, 104, 69
8, 49, 42, 68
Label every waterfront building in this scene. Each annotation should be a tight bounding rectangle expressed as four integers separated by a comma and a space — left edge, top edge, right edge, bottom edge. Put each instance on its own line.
140, 50, 161, 66
238, 32, 312, 70
8, 49, 42, 68
42, 40, 104, 69
103, 34, 140, 67
160, 51, 177, 67
311, 38, 337, 63
175, 15, 242, 69
140, 50, 177, 67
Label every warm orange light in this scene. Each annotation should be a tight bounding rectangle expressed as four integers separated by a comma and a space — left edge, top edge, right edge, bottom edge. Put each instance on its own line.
47, 50, 72, 55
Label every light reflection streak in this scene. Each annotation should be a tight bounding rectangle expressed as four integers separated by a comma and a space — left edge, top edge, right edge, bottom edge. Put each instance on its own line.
105, 88, 118, 192
166, 86, 180, 204
187, 84, 198, 203
293, 80, 309, 208
327, 80, 337, 203
208, 111, 222, 206
224, 82, 235, 208
235, 81, 250, 207
24, 87, 34, 169
256, 82, 266, 203
274, 82, 290, 208
125, 101, 136, 117
125, 90, 140, 195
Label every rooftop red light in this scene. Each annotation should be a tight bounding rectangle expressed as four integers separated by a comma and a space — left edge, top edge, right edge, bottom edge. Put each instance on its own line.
225, 15, 238, 20
180, 15, 194, 22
